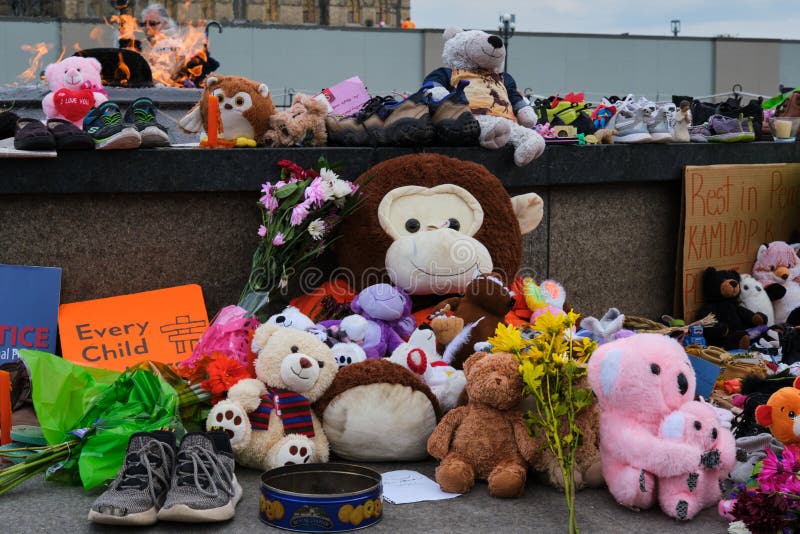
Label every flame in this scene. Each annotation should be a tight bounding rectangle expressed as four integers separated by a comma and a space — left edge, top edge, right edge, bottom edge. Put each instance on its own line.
73, 42, 82, 52
18, 42, 51, 82
56, 46, 67, 63
116, 52, 131, 85
147, 22, 209, 87
89, 26, 104, 42
111, 13, 138, 41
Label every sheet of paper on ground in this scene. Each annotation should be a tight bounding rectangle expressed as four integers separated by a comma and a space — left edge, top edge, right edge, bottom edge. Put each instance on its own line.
381, 470, 461, 504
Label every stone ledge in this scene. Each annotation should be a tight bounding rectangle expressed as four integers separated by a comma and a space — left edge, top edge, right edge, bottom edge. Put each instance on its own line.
2, 142, 800, 194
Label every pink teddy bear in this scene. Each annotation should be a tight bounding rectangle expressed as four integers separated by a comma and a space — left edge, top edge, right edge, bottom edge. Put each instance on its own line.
657, 400, 736, 520
42, 56, 108, 128
587, 333, 707, 510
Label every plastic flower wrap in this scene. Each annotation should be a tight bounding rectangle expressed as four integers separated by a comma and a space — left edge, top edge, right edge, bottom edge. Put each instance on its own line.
0, 351, 196, 494
489, 312, 597, 534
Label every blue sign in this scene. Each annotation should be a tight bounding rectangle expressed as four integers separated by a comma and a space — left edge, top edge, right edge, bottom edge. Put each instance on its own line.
0, 264, 62, 363
687, 354, 721, 399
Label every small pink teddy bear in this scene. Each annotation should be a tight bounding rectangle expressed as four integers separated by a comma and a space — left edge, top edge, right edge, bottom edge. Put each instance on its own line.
587, 334, 707, 511
42, 56, 108, 128
657, 400, 736, 520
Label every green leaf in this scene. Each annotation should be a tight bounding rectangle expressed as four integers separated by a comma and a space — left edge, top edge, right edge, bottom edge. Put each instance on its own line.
274, 183, 299, 199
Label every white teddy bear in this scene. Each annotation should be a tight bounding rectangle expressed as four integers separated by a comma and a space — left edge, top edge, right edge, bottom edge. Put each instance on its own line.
389, 325, 466, 412
423, 27, 545, 166
207, 323, 337, 470
739, 274, 775, 327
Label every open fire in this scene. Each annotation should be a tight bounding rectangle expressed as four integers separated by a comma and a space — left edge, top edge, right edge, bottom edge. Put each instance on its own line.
17, 5, 217, 89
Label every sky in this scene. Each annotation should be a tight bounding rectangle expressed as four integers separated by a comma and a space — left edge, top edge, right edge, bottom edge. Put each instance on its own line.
410, 0, 800, 40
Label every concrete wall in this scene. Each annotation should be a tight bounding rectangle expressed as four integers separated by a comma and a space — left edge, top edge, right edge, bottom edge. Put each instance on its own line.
714, 39, 781, 97
2, 18, 800, 101
780, 42, 800, 88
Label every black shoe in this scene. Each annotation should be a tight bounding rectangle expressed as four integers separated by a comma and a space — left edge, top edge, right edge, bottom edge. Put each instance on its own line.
14, 118, 56, 150
0, 110, 19, 140
46, 119, 94, 150
84, 102, 141, 150
124, 97, 170, 148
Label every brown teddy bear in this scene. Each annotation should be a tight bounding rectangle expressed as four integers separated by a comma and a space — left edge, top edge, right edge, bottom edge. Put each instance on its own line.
427, 351, 538, 498
430, 272, 515, 369
262, 93, 328, 147
527, 377, 604, 491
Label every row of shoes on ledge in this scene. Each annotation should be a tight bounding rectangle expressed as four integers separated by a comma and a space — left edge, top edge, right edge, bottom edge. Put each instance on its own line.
3, 98, 170, 151
326, 80, 480, 147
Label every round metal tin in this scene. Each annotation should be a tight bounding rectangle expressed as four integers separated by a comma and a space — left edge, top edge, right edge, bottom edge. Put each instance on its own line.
260, 463, 383, 532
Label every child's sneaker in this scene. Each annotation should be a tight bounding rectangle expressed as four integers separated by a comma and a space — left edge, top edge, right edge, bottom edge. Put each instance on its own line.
84, 102, 141, 150
607, 98, 653, 143
88, 431, 176, 526
641, 100, 675, 142
689, 123, 712, 143
157, 431, 241, 523
707, 114, 755, 142
124, 97, 170, 147
427, 80, 480, 146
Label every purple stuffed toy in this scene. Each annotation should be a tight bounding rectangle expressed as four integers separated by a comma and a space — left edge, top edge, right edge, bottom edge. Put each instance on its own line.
350, 284, 416, 358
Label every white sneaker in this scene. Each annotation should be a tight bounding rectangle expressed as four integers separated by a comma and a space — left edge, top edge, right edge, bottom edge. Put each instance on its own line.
644, 101, 676, 143
608, 97, 653, 143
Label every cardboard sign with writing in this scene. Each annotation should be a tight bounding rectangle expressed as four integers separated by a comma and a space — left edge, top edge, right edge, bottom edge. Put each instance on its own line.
678, 163, 800, 321
59, 285, 208, 371
0, 264, 62, 364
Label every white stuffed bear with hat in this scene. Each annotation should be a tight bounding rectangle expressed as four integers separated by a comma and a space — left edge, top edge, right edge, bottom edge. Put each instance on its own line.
423, 27, 545, 166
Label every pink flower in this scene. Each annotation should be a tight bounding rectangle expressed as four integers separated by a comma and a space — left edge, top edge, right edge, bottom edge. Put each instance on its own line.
272, 232, 286, 246
304, 177, 327, 207
782, 444, 800, 473
290, 201, 311, 226
259, 189, 278, 213
257, 225, 267, 237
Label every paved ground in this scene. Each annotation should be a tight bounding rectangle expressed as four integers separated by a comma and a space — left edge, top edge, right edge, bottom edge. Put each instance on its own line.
1, 407, 730, 533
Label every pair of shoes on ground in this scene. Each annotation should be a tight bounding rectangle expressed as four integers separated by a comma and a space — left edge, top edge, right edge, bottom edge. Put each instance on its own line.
689, 114, 756, 143
14, 117, 94, 151
84, 98, 170, 150
606, 94, 677, 143
326, 81, 479, 147
88, 430, 241, 526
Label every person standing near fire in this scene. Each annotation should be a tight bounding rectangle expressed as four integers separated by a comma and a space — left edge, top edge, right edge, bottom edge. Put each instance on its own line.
401, 16, 416, 29
139, 3, 186, 85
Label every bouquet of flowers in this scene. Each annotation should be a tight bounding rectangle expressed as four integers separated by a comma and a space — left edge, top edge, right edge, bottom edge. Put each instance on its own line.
725, 444, 800, 534
489, 313, 597, 534
178, 158, 363, 398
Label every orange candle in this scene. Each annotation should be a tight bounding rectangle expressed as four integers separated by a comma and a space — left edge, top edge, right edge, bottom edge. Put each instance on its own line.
207, 93, 219, 148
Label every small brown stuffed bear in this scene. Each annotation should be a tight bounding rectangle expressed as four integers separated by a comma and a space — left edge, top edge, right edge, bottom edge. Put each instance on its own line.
527, 377, 604, 491
430, 272, 515, 369
262, 93, 328, 147
427, 351, 538, 498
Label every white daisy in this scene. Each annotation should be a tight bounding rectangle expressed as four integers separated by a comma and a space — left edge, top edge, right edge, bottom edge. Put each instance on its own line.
307, 218, 326, 240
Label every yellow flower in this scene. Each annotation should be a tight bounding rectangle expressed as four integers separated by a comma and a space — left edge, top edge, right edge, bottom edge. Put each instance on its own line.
489, 323, 528, 353
563, 310, 580, 328
533, 311, 566, 337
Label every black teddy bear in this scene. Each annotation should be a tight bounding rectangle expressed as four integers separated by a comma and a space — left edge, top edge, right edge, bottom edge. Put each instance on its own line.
697, 267, 767, 350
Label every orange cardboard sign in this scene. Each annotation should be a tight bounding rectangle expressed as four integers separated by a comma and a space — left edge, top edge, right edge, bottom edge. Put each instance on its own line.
678, 164, 800, 321
59, 285, 208, 371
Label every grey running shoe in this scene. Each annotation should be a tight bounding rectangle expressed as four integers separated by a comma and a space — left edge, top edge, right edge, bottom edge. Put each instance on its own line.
88, 431, 176, 526
157, 431, 242, 523
608, 98, 653, 143
707, 114, 755, 142
83, 102, 141, 150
